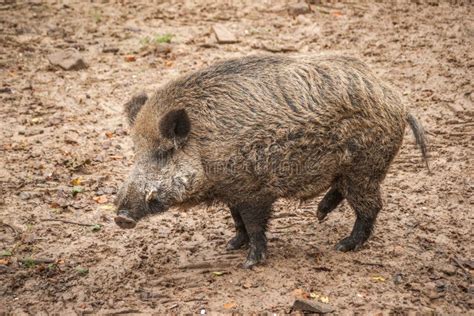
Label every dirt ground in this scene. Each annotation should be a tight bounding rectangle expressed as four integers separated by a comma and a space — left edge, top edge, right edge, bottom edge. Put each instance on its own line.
0, 0, 472, 314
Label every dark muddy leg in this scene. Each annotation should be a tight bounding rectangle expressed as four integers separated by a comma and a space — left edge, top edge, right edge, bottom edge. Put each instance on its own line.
335, 187, 382, 252
226, 207, 249, 251
232, 199, 273, 269
317, 187, 344, 222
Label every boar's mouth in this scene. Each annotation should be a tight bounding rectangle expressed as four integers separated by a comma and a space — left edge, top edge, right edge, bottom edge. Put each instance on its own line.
115, 210, 138, 229
114, 191, 167, 229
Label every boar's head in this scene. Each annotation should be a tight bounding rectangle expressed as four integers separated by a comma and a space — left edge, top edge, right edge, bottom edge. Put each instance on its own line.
114, 92, 207, 229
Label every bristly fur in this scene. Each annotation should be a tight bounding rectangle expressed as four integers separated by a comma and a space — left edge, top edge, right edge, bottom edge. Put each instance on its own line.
115, 54, 430, 267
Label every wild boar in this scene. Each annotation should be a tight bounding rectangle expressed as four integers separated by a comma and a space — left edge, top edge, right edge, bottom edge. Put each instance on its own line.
114, 55, 429, 268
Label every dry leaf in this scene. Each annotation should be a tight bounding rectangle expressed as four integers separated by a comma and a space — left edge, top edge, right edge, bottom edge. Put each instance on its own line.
223, 302, 236, 309
70, 177, 82, 186
212, 271, 225, 276
93, 195, 108, 204
293, 288, 309, 299
372, 276, 386, 282
99, 204, 115, 211
310, 291, 329, 303
0, 259, 9, 265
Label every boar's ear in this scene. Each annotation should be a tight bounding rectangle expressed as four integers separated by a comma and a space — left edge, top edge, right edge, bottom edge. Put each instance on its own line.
159, 109, 191, 140
124, 92, 148, 125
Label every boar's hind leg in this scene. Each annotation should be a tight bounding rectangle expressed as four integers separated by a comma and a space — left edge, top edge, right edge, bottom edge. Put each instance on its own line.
335, 183, 382, 252
317, 187, 344, 222
231, 199, 273, 269
226, 207, 250, 251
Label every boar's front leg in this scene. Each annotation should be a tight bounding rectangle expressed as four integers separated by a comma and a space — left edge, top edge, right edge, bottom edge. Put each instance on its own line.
226, 207, 249, 251
230, 199, 273, 269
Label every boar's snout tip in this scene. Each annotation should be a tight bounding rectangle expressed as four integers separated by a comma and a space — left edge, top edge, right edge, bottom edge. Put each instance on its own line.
114, 210, 137, 229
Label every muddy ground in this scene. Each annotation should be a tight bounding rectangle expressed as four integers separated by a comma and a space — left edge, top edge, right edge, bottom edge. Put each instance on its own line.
0, 1, 473, 314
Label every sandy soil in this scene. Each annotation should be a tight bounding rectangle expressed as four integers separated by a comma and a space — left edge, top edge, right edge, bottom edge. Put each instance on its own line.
0, 1, 473, 314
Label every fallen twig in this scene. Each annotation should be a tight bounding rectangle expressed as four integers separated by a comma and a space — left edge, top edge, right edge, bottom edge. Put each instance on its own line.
353, 259, 384, 267
184, 298, 206, 302
103, 309, 141, 315
178, 261, 234, 270
0, 221, 19, 237
41, 218, 95, 227
451, 256, 472, 278
19, 257, 56, 264
179, 262, 213, 270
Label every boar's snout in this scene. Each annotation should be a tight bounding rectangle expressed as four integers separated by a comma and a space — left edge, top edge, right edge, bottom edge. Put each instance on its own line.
115, 210, 137, 229
114, 180, 166, 229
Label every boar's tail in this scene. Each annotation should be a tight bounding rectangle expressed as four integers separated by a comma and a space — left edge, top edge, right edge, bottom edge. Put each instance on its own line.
406, 113, 430, 173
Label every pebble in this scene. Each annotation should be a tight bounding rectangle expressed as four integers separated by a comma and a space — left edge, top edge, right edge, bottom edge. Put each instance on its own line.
212, 24, 239, 44
287, 2, 311, 16
440, 264, 456, 276
0, 265, 10, 274
393, 272, 403, 285
19, 192, 31, 200
292, 299, 335, 314
47, 49, 87, 70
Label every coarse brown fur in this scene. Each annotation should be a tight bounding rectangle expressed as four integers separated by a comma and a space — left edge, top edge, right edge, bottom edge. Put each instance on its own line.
114, 54, 429, 268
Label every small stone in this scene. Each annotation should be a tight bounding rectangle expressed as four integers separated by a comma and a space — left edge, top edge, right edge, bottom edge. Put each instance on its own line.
390, 245, 404, 256
0, 264, 10, 274
288, 2, 311, 16
292, 299, 335, 314
212, 24, 239, 44
427, 289, 445, 300
266, 43, 298, 53
64, 135, 79, 145
47, 49, 87, 70
447, 102, 465, 117
440, 264, 456, 276
19, 192, 31, 200
393, 272, 403, 285
155, 43, 172, 55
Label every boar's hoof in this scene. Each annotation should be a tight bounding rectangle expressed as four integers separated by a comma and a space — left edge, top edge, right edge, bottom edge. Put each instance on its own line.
335, 237, 363, 252
226, 233, 249, 251
242, 246, 266, 269
242, 254, 265, 269
316, 209, 329, 222
115, 211, 137, 229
